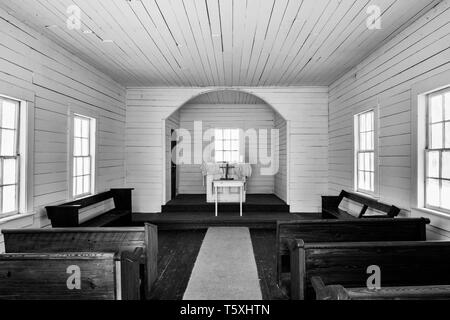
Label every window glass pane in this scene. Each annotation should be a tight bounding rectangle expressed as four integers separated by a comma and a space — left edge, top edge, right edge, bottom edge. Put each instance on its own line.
83, 175, 90, 194
74, 138, 81, 156
430, 95, 443, 123
224, 129, 231, 140
76, 158, 83, 176
73, 178, 77, 197
365, 153, 371, 172
74, 118, 82, 137
231, 140, 239, 151
82, 138, 89, 156
426, 178, 440, 207
2, 185, 16, 213
443, 152, 450, 180
442, 180, 450, 210
359, 114, 366, 132
445, 123, 450, 149
223, 151, 231, 162
427, 151, 440, 178
231, 129, 239, 140
370, 172, 375, 191
366, 132, 373, 150
231, 151, 239, 163
366, 112, 373, 132
1, 129, 16, 156
445, 93, 450, 121
83, 158, 91, 175
3, 159, 17, 185
224, 140, 231, 151
358, 171, 365, 190
365, 172, 371, 191
215, 151, 223, 162
431, 123, 443, 149
360, 132, 366, 150
358, 153, 365, 171
1, 101, 17, 129
76, 177, 83, 196
370, 153, 374, 172
81, 119, 89, 138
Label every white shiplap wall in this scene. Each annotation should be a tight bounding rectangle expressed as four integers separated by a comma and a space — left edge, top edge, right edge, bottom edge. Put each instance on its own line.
126, 87, 328, 213
0, 8, 126, 251
329, 0, 450, 239
275, 112, 288, 202
177, 103, 277, 195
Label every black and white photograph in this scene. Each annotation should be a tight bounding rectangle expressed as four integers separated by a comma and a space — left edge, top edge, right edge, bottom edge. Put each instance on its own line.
0, 0, 449, 311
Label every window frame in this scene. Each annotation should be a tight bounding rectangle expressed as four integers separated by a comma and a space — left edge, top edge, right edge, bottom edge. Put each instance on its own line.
0, 97, 21, 218
424, 88, 450, 214
353, 103, 379, 198
69, 113, 97, 200
0, 93, 33, 221
214, 128, 241, 163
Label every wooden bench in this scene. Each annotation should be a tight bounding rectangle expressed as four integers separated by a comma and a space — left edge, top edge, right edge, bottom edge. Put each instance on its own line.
276, 218, 429, 287
288, 240, 450, 300
2, 223, 157, 299
0, 250, 142, 300
46, 188, 134, 228
312, 277, 450, 300
322, 190, 401, 219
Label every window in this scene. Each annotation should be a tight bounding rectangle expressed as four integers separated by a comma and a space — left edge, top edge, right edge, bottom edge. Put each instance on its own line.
355, 110, 375, 194
0, 97, 20, 216
215, 129, 240, 163
425, 88, 450, 212
72, 114, 96, 198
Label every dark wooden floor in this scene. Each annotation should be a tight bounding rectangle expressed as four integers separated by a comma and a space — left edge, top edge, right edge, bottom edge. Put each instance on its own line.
148, 229, 289, 300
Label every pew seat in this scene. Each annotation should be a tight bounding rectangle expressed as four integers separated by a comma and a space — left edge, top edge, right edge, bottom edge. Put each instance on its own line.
0, 250, 142, 300
46, 188, 134, 228
311, 277, 450, 300
2, 224, 157, 299
322, 190, 401, 219
288, 240, 450, 300
276, 218, 429, 286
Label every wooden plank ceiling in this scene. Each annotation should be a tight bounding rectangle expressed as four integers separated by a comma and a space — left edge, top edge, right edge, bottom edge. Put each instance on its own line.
0, 0, 441, 87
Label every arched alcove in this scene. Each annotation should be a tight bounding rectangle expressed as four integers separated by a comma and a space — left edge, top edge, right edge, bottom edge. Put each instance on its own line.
162, 89, 289, 206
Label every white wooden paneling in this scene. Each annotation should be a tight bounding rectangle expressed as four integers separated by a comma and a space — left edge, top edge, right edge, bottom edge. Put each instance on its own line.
275, 112, 288, 202
0, 0, 440, 87
328, 0, 450, 238
177, 103, 277, 195
0, 7, 126, 235
126, 87, 328, 213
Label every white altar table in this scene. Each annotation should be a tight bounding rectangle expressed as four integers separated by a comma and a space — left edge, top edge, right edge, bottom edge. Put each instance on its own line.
213, 180, 245, 217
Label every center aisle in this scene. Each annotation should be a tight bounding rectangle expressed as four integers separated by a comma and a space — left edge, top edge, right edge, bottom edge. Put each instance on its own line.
183, 227, 263, 300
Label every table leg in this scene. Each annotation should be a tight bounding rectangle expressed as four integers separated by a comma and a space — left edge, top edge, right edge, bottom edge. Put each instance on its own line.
215, 185, 218, 217
240, 186, 243, 217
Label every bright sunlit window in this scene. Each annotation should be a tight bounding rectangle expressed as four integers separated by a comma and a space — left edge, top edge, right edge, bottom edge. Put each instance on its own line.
425, 88, 450, 212
72, 114, 96, 198
215, 129, 240, 163
0, 97, 20, 216
355, 110, 376, 194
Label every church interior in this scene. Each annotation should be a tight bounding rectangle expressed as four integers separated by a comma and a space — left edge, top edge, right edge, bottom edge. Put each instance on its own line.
0, 0, 449, 303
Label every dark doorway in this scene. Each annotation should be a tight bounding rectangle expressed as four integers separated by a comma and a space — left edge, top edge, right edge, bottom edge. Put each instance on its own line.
171, 129, 177, 200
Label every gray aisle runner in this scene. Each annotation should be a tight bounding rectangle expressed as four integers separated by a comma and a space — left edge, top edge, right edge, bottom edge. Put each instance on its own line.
183, 227, 263, 300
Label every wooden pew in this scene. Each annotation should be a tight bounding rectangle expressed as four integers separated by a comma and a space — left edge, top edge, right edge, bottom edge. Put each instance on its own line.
311, 277, 450, 300
288, 240, 450, 300
322, 190, 401, 219
0, 250, 142, 300
2, 223, 157, 299
46, 188, 134, 227
276, 218, 429, 286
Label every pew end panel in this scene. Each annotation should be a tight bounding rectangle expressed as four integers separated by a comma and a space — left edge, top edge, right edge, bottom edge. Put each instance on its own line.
290, 241, 450, 300
0, 251, 141, 300
144, 223, 158, 298
276, 218, 430, 289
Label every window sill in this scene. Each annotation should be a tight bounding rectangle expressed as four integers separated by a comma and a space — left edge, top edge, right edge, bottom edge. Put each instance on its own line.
0, 212, 34, 226
413, 207, 450, 219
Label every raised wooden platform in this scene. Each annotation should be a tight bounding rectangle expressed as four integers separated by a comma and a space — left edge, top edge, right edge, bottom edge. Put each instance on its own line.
132, 212, 320, 230
161, 194, 290, 213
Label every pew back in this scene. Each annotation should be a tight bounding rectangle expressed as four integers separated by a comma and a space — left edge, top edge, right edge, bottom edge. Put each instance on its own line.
2, 224, 158, 298
276, 218, 429, 283
290, 240, 450, 300
0, 251, 141, 300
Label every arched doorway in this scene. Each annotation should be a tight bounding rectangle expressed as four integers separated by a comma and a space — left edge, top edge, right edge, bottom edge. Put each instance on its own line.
162, 89, 289, 208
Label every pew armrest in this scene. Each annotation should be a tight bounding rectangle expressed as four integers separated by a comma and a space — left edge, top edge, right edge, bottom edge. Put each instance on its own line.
46, 205, 82, 228
311, 277, 350, 300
